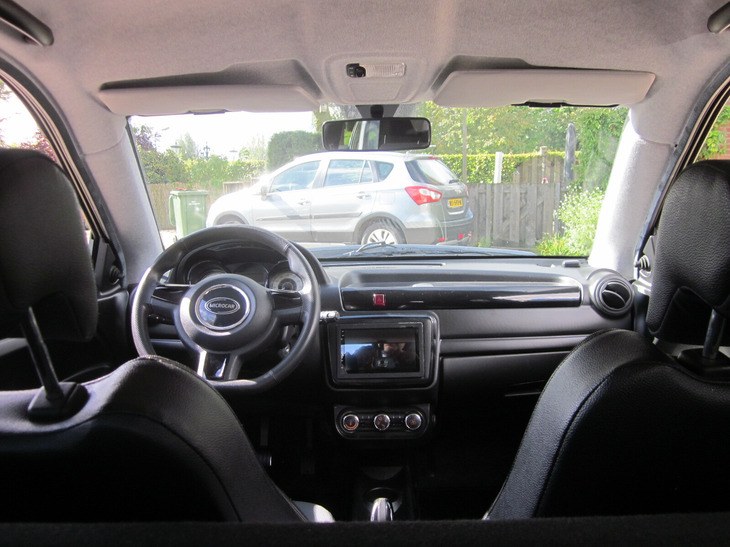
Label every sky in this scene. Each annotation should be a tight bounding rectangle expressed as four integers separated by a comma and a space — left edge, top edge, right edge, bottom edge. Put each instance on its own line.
0, 92, 39, 145
0, 88, 315, 157
130, 111, 315, 158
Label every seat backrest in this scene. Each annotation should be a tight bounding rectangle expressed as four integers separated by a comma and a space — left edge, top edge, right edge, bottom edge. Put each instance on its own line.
0, 149, 303, 522
0, 356, 303, 522
488, 161, 730, 519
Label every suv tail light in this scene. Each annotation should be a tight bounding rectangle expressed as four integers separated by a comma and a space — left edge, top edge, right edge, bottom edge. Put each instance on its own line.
405, 186, 442, 205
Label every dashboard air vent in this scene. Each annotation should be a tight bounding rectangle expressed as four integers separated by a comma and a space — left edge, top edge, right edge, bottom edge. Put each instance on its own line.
592, 277, 633, 317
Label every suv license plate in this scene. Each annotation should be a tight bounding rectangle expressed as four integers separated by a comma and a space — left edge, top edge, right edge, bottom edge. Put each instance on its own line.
448, 198, 463, 208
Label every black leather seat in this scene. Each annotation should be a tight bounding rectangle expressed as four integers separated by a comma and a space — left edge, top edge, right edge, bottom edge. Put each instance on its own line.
0, 149, 330, 522
487, 160, 730, 519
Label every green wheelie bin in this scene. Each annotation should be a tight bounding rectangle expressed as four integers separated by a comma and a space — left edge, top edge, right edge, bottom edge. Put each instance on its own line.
168, 190, 209, 240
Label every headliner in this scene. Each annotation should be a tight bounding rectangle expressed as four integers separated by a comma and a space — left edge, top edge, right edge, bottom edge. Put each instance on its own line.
0, 0, 727, 151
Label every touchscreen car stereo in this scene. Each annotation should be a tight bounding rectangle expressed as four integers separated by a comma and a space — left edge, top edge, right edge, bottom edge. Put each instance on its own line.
327, 314, 438, 386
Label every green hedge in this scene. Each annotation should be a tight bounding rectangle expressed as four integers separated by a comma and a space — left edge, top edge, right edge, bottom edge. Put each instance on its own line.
439, 151, 566, 184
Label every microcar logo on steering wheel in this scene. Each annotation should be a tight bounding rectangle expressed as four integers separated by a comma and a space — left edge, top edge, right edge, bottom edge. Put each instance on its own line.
205, 297, 241, 315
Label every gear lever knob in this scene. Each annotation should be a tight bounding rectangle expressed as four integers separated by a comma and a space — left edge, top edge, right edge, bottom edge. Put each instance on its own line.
370, 497, 394, 522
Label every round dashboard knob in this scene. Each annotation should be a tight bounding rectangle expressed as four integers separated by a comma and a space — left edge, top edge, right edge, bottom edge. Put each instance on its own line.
342, 413, 360, 432
373, 413, 391, 431
405, 412, 423, 431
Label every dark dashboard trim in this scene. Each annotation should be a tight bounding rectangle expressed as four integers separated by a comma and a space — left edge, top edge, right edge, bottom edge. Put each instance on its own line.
341, 282, 581, 311
439, 334, 588, 355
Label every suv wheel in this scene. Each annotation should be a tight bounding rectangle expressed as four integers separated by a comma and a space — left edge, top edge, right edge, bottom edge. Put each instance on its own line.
216, 215, 245, 225
361, 220, 405, 245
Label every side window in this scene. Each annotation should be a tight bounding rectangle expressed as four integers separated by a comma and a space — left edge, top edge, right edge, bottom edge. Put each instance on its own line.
374, 161, 394, 181
324, 159, 366, 187
0, 82, 98, 244
697, 100, 730, 161
270, 161, 320, 192
0, 81, 58, 163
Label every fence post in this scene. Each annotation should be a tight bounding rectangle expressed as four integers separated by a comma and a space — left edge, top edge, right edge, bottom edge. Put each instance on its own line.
564, 123, 576, 190
461, 110, 468, 182
494, 151, 504, 184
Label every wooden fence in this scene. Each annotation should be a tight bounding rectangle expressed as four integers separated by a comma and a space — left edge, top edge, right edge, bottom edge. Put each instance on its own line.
467, 181, 562, 249
467, 154, 566, 250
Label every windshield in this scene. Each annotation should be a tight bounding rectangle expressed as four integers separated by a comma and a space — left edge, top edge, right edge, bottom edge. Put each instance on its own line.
131, 103, 627, 257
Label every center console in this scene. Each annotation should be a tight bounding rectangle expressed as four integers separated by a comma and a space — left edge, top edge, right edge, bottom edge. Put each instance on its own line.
325, 312, 439, 440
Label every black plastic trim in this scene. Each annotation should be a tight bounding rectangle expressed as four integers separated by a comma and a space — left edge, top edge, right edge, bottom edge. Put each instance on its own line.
0, 0, 53, 46
709, 2, 730, 33
342, 282, 580, 311
439, 335, 587, 356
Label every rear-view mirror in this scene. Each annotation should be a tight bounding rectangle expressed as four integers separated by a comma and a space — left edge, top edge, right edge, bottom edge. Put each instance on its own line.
322, 117, 431, 151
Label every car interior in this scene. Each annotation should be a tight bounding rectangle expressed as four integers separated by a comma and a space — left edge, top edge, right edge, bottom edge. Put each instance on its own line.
0, 0, 729, 544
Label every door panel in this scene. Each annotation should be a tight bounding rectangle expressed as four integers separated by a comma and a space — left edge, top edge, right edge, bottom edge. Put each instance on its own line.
254, 160, 321, 240
310, 159, 377, 243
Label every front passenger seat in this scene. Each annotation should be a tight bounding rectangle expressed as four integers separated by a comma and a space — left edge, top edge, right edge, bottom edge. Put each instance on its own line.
487, 160, 730, 519
0, 149, 332, 522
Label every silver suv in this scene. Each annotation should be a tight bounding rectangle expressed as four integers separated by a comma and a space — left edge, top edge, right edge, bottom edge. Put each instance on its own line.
206, 151, 473, 245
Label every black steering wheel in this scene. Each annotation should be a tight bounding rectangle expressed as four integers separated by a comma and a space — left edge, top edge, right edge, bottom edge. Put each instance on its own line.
131, 225, 321, 392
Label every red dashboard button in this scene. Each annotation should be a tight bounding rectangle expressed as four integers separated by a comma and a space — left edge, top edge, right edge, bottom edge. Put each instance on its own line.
373, 293, 386, 307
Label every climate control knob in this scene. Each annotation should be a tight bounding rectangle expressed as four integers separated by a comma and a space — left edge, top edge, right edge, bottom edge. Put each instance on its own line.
405, 412, 423, 431
341, 413, 360, 432
373, 413, 391, 431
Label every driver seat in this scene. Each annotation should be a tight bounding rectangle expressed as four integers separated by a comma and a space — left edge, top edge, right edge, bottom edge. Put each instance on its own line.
486, 160, 730, 519
0, 148, 332, 522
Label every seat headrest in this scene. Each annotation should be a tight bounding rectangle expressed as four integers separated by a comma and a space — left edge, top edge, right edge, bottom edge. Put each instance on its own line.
647, 160, 730, 341
0, 149, 97, 341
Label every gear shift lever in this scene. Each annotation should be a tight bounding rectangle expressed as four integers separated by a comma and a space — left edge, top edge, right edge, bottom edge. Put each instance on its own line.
370, 497, 394, 522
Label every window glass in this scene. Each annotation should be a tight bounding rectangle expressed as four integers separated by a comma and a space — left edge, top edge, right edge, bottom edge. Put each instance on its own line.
406, 159, 458, 186
374, 161, 394, 180
131, 103, 627, 256
0, 80, 96, 246
0, 81, 57, 163
271, 161, 320, 192
324, 159, 365, 187
696, 100, 730, 162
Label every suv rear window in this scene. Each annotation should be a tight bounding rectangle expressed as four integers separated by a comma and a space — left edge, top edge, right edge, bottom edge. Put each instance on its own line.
406, 158, 458, 185
374, 161, 394, 180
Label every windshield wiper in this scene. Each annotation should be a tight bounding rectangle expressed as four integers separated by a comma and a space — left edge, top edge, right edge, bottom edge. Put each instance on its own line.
344, 241, 400, 257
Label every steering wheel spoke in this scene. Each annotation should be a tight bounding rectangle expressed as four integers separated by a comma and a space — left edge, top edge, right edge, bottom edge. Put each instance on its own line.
269, 289, 303, 326
197, 350, 243, 381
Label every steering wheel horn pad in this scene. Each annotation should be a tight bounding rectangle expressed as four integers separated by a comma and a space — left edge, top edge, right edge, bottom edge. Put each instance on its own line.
177, 274, 276, 354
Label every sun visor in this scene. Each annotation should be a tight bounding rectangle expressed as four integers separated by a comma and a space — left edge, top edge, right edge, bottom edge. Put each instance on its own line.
434, 69, 655, 107
98, 84, 319, 115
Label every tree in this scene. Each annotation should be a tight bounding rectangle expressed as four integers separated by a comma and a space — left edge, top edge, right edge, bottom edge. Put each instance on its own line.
570, 107, 627, 190
420, 101, 626, 189
131, 125, 160, 152
267, 130, 321, 169
139, 148, 186, 184
698, 105, 730, 160
240, 134, 267, 162
20, 129, 58, 163
175, 133, 199, 160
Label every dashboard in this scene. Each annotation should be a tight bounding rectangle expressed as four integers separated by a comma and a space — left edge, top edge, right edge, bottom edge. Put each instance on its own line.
157, 240, 636, 442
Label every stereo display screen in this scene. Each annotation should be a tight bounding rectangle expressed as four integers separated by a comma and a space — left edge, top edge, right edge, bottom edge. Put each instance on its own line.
340, 328, 420, 374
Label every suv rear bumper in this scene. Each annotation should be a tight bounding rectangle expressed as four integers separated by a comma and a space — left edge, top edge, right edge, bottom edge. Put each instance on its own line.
405, 214, 474, 245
